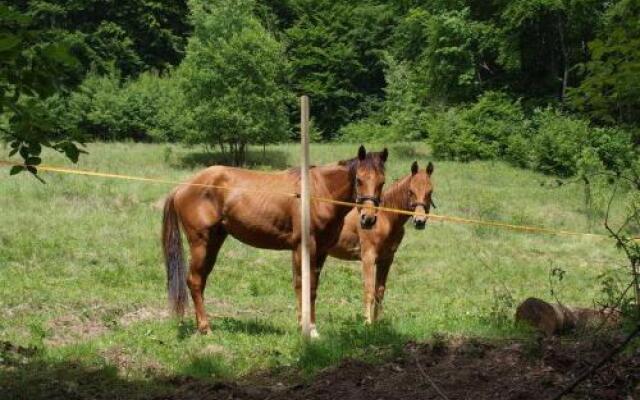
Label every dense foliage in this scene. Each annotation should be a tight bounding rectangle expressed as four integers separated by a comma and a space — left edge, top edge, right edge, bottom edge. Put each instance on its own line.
1, 0, 639, 171
179, 0, 290, 164
0, 4, 85, 173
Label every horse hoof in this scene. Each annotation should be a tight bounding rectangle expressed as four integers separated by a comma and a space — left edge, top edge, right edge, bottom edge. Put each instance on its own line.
198, 327, 211, 335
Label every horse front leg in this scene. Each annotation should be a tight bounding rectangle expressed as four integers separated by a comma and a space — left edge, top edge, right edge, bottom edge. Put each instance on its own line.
373, 255, 393, 322
310, 251, 327, 338
361, 249, 377, 324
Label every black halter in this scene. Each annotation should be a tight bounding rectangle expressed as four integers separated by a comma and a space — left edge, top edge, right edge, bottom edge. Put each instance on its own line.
356, 195, 380, 207
410, 199, 437, 210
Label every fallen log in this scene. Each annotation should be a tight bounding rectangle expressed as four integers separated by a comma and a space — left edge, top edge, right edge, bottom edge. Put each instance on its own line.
515, 297, 620, 336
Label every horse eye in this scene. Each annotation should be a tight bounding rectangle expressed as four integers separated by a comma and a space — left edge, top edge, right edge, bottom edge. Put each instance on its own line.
356, 178, 363, 186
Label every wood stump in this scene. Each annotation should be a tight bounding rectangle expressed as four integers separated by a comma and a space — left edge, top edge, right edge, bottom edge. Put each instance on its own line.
515, 297, 620, 336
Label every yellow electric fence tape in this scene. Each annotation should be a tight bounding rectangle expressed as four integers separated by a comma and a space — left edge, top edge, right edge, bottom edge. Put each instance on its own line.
2, 160, 638, 243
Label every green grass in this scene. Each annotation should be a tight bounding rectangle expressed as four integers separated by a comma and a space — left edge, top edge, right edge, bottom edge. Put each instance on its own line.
0, 142, 629, 398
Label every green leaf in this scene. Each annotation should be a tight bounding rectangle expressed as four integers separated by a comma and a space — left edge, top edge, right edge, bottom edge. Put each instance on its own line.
28, 143, 41, 156
60, 143, 80, 163
0, 34, 21, 52
25, 157, 41, 166
9, 165, 24, 175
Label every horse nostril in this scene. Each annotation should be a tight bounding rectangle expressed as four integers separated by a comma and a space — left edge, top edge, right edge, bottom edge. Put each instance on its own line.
360, 215, 376, 229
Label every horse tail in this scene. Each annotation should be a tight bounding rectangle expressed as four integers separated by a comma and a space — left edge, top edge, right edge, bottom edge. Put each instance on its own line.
162, 191, 188, 317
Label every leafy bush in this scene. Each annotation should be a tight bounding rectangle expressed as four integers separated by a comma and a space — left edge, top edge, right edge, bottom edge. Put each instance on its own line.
126, 71, 194, 142
429, 95, 636, 177
56, 68, 192, 142
429, 92, 526, 161
527, 109, 591, 177
65, 70, 138, 140
338, 120, 396, 143
528, 109, 635, 177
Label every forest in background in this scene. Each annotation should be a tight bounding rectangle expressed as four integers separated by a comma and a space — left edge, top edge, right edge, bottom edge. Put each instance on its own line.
1, 0, 639, 177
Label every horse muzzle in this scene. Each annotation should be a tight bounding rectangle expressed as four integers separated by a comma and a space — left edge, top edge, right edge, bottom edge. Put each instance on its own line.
360, 214, 377, 230
413, 218, 427, 230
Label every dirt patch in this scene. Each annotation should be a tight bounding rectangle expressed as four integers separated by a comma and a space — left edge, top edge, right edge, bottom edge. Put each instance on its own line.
45, 306, 170, 347
45, 314, 109, 347
154, 334, 640, 400
101, 346, 165, 377
119, 307, 170, 327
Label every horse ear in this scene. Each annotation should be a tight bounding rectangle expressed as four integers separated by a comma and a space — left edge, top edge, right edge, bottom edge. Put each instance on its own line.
358, 145, 366, 161
426, 161, 434, 176
411, 161, 418, 175
380, 148, 388, 163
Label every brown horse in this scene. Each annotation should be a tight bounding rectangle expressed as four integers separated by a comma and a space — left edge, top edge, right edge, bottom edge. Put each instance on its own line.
329, 161, 434, 323
162, 146, 388, 336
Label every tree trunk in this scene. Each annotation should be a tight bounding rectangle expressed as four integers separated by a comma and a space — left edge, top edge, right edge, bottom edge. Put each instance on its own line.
557, 15, 569, 102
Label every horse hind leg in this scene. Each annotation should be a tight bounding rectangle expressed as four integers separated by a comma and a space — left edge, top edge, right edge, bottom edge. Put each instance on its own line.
186, 225, 227, 334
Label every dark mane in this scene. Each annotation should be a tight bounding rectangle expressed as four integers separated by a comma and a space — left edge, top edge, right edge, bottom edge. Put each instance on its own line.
337, 151, 386, 180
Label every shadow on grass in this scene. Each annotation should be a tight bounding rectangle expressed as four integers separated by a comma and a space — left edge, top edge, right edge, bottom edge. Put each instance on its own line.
292, 318, 410, 376
2, 320, 573, 400
0, 357, 168, 400
176, 316, 285, 340
215, 316, 285, 335
178, 149, 290, 170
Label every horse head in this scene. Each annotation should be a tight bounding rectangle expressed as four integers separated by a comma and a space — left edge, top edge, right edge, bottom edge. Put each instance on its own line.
353, 145, 387, 230
408, 161, 435, 230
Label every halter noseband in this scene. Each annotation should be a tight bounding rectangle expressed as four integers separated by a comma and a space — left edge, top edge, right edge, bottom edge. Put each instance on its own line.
410, 199, 437, 210
356, 195, 380, 207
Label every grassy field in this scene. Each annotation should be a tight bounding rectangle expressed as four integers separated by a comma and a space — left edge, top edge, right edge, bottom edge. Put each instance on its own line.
0, 142, 630, 398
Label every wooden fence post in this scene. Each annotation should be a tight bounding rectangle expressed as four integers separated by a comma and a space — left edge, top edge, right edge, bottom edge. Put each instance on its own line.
300, 95, 312, 338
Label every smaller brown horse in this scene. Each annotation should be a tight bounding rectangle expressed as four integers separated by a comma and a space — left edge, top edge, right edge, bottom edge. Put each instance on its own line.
162, 146, 387, 337
329, 161, 435, 323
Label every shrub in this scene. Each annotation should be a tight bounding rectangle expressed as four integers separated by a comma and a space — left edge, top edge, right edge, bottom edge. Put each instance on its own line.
126, 71, 194, 142
428, 92, 526, 161
529, 109, 634, 177
528, 109, 590, 177
428, 95, 636, 177
56, 68, 191, 142
338, 120, 397, 143
65, 72, 151, 140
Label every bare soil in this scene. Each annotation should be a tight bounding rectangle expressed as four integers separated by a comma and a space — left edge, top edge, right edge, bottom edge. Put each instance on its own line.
155, 334, 640, 400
